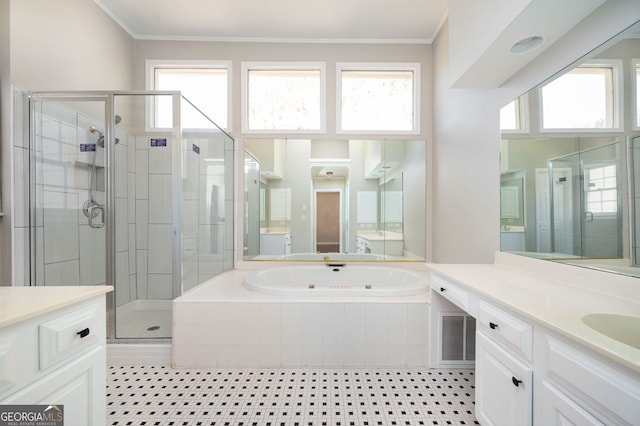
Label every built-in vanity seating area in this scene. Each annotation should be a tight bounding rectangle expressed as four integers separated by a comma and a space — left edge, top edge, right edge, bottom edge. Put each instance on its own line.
429, 252, 640, 426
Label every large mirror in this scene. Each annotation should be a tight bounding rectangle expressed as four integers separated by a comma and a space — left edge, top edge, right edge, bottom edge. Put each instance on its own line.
244, 139, 426, 261
500, 21, 640, 277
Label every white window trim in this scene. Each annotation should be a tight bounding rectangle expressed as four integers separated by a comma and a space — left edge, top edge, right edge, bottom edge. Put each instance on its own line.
584, 161, 619, 218
538, 59, 624, 133
632, 58, 640, 131
336, 62, 421, 135
500, 94, 530, 135
145, 59, 233, 131
241, 61, 326, 134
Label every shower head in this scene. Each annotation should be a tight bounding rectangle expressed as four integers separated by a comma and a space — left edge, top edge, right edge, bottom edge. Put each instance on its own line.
89, 115, 122, 146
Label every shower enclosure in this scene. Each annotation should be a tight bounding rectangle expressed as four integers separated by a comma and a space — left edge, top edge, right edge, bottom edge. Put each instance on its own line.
28, 91, 235, 340
548, 141, 622, 258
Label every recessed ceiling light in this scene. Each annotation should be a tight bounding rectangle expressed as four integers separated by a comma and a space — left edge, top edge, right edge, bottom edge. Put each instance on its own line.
509, 35, 545, 55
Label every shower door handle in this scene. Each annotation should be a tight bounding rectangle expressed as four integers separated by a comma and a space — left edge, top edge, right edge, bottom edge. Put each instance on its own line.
87, 204, 105, 228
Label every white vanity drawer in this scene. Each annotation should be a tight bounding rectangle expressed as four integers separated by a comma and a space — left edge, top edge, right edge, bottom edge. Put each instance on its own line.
39, 303, 100, 370
478, 299, 532, 362
431, 273, 470, 311
545, 336, 640, 425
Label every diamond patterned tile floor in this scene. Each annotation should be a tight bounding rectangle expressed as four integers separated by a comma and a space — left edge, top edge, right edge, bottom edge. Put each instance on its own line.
107, 366, 478, 426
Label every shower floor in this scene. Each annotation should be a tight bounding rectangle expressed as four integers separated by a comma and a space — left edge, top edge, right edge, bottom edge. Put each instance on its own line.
115, 299, 173, 339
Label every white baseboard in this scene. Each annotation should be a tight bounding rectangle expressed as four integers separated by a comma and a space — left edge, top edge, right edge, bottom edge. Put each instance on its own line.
107, 343, 172, 366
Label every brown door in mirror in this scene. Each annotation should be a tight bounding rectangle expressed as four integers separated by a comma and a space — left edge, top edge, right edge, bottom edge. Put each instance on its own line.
316, 191, 340, 253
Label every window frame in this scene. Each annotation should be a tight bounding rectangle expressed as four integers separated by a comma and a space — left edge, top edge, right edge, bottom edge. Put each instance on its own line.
584, 161, 619, 218
336, 62, 421, 135
145, 59, 233, 131
500, 94, 530, 134
240, 61, 326, 134
538, 60, 624, 133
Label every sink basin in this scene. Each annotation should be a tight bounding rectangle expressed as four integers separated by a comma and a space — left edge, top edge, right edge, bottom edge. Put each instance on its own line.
582, 313, 640, 349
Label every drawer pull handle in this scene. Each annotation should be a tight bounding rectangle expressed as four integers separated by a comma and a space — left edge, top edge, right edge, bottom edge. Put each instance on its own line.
512, 376, 522, 387
489, 322, 498, 330
77, 328, 90, 338
440, 287, 446, 292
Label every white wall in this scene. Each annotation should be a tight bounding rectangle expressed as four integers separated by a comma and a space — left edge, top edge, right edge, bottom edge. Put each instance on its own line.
1, 0, 134, 285
9, 0, 134, 91
431, 0, 640, 263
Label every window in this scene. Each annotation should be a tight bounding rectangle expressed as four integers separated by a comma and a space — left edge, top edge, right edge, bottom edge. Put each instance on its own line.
242, 63, 325, 133
500, 95, 529, 133
338, 63, 420, 133
147, 60, 231, 129
540, 61, 622, 130
585, 164, 617, 214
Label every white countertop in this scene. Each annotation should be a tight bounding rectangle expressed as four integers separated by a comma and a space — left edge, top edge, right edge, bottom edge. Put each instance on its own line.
357, 231, 404, 241
260, 228, 290, 235
429, 252, 640, 373
0, 286, 113, 328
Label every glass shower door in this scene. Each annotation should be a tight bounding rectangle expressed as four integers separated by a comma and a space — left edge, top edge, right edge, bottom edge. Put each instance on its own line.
30, 95, 111, 290
579, 142, 622, 258
548, 141, 622, 258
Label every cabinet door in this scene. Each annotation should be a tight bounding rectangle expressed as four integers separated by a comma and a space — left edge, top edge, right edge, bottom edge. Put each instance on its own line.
2, 347, 105, 426
540, 381, 604, 426
476, 332, 532, 426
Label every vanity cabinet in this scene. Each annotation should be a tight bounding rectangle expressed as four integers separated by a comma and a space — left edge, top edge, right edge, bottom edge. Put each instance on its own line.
430, 266, 640, 426
0, 289, 109, 426
476, 332, 533, 426
260, 232, 291, 255
476, 299, 533, 426
355, 233, 403, 256
539, 334, 640, 425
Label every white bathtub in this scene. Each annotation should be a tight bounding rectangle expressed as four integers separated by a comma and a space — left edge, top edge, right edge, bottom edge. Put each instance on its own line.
243, 265, 427, 296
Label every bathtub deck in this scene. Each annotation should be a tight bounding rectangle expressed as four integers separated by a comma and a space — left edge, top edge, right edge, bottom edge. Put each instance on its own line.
177, 268, 430, 303
173, 268, 431, 368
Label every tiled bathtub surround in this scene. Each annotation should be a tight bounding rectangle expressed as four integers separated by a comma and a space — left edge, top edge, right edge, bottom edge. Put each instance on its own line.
107, 365, 478, 425
173, 269, 429, 368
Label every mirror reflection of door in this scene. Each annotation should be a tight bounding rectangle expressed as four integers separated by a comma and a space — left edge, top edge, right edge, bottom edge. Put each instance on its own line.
316, 191, 341, 253
535, 168, 551, 252
551, 166, 574, 255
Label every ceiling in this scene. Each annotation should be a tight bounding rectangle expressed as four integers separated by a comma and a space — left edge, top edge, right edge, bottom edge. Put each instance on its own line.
95, 0, 448, 42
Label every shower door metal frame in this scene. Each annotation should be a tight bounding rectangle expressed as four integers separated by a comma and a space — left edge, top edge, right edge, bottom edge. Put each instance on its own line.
28, 92, 116, 337
547, 140, 623, 259
28, 91, 185, 341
